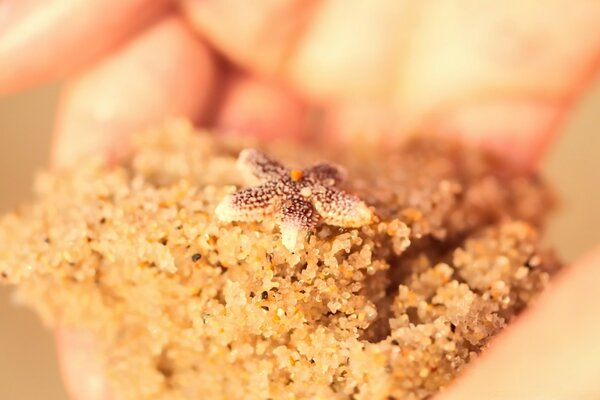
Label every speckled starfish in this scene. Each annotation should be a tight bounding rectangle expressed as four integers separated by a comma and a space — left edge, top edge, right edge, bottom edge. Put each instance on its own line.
215, 149, 373, 250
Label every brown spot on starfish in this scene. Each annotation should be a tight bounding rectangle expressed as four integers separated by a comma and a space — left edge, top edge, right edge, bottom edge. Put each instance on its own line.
215, 149, 373, 250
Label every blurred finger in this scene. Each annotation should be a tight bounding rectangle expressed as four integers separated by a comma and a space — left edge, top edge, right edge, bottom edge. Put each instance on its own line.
180, 0, 312, 78
315, 98, 563, 171
422, 98, 568, 171
55, 329, 109, 400
439, 247, 600, 400
214, 72, 309, 140
51, 15, 219, 169
0, 0, 172, 94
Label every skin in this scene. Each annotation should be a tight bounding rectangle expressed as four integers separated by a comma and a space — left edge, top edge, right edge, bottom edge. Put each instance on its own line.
1, 1, 600, 399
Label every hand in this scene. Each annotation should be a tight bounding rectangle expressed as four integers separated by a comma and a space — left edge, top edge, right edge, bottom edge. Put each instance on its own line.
2, 1, 600, 399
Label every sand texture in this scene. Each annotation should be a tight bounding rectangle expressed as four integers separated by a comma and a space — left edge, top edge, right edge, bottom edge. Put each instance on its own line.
0, 121, 560, 399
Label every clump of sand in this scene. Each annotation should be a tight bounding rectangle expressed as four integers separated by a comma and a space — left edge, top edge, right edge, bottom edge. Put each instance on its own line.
0, 120, 559, 399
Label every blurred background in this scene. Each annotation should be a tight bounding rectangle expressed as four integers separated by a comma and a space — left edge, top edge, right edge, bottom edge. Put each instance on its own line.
0, 78, 599, 398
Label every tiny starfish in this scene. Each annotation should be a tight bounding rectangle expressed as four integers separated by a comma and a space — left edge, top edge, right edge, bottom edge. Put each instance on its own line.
215, 149, 373, 250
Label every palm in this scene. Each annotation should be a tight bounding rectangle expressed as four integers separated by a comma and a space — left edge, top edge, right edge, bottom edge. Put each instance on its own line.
2, 1, 600, 399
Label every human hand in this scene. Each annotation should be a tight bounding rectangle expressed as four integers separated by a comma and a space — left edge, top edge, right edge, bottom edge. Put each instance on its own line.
2, 1, 600, 399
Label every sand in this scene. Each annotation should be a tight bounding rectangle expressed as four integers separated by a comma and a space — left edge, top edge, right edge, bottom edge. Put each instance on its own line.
0, 120, 560, 399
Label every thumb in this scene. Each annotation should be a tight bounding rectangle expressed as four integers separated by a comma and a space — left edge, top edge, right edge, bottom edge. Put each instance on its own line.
55, 329, 110, 400
438, 246, 600, 400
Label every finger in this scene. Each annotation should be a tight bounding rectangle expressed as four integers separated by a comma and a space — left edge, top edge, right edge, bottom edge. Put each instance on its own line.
0, 0, 172, 94
51, 15, 219, 169
214, 72, 309, 140
438, 247, 600, 400
55, 329, 109, 400
315, 98, 563, 171
421, 98, 568, 171
180, 0, 313, 78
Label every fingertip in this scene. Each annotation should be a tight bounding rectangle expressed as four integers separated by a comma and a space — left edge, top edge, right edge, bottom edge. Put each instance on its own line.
51, 15, 219, 169
214, 73, 309, 140
55, 329, 110, 400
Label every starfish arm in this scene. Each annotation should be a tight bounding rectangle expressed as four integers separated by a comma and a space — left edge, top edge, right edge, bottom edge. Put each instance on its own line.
303, 163, 347, 186
276, 197, 319, 250
215, 182, 278, 223
312, 188, 372, 228
237, 149, 288, 183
